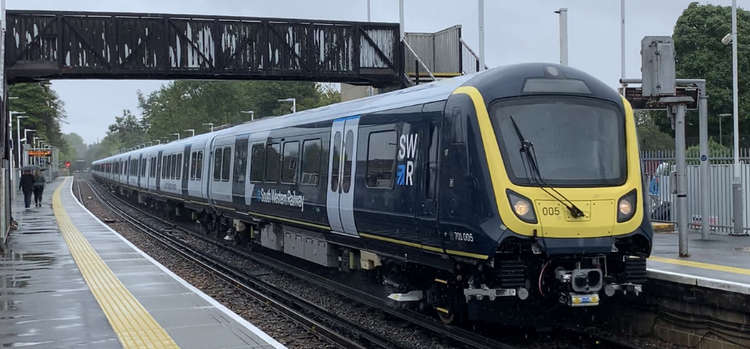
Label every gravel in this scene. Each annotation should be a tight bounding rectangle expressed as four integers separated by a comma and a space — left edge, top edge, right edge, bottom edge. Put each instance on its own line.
75, 176, 458, 349
75, 177, 333, 348
76, 175, 674, 349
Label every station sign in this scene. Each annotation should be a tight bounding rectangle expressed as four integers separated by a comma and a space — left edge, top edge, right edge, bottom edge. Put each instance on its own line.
624, 87, 698, 110
28, 150, 52, 157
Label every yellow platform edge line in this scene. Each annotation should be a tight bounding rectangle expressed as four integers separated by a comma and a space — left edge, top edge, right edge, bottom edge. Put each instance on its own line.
649, 255, 750, 276
52, 178, 180, 349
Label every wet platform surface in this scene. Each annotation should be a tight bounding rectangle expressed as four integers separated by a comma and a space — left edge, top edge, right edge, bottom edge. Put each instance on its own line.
649, 230, 750, 294
1, 177, 285, 349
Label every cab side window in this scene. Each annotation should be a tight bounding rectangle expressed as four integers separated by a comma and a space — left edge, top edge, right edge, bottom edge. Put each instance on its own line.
366, 130, 396, 188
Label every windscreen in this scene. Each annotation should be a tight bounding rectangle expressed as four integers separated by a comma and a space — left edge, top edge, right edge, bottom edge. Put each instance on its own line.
490, 96, 626, 187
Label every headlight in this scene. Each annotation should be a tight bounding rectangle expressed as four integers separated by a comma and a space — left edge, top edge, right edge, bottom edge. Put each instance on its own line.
617, 189, 637, 222
507, 190, 537, 224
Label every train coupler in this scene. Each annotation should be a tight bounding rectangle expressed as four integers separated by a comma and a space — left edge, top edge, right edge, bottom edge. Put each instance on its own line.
560, 292, 600, 307
463, 284, 529, 301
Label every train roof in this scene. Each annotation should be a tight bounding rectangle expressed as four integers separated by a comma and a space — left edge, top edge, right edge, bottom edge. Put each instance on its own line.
93, 63, 619, 165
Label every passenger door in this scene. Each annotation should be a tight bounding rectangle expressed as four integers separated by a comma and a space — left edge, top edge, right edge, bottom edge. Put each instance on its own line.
417, 103, 443, 247
232, 137, 248, 206
326, 116, 360, 236
156, 151, 163, 191
182, 145, 191, 196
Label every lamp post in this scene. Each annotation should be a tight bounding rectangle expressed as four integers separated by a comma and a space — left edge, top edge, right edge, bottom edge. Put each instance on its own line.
14, 114, 27, 168
22, 129, 34, 166
183, 129, 195, 137
721, 0, 743, 235
241, 110, 255, 121
202, 122, 214, 132
554, 8, 568, 66
277, 98, 296, 113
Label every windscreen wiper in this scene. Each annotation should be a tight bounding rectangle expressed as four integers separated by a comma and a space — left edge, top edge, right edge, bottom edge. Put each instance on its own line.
509, 116, 585, 218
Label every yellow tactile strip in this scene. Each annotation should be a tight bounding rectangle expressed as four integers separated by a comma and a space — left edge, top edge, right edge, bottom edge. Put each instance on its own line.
53, 178, 179, 349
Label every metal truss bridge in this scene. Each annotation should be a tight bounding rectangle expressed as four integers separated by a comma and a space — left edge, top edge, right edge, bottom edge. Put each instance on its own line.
5, 10, 403, 86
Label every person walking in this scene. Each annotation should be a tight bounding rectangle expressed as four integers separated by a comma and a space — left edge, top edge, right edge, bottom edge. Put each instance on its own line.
33, 170, 46, 207
19, 168, 35, 209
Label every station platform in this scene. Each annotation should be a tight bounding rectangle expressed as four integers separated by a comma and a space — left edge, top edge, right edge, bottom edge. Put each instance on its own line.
648, 229, 750, 295
1, 177, 285, 349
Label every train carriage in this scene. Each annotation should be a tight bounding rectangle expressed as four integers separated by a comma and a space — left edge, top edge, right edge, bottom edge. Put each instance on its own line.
92, 63, 652, 323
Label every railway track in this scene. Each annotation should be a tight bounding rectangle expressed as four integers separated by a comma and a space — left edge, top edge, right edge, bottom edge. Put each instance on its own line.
79, 176, 639, 349
80, 178, 399, 349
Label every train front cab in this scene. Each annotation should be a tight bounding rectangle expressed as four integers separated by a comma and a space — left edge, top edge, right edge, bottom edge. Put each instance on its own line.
435, 65, 652, 317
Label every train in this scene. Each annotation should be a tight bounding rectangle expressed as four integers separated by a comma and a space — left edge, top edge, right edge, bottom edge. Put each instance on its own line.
92, 63, 652, 323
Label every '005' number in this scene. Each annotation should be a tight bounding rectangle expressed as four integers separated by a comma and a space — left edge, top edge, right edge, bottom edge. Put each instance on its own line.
541, 206, 561, 216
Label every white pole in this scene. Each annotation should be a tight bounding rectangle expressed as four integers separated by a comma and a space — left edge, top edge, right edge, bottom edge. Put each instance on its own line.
367, 0, 371, 21
16, 115, 21, 167
732, 0, 744, 235
399, 0, 404, 40
478, 0, 485, 70
620, 0, 625, 79
557, 8, 568, 66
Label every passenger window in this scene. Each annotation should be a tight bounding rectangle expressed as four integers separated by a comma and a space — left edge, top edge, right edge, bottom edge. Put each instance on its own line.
366, 130, 396, 188
265, 143, 280, 182
141, 158, 146, 176
164, 156, 169, 179
282, 141, 299, 184
213, 149, 222, 181
342, 130, 354, 193
234, 143, 248, 184
196, 151, 203, 180
330, 132, 341, 191
221, 147, 231, 181
250, 144, 265, 182
301, 139, 321, 186
176, 154, 182, 180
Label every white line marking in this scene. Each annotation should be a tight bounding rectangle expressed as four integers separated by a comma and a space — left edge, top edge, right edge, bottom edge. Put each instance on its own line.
647, 268, 750, 295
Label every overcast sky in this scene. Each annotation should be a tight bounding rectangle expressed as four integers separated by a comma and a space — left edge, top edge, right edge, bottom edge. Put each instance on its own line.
9, 0, 746, 144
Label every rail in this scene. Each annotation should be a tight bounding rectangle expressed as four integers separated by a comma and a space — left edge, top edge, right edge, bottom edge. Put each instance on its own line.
83, 176, 516, 349
81, 179, 383, 349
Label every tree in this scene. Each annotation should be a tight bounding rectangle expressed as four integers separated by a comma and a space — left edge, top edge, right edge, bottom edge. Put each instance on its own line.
138, 80, 341, 141
673, 3, 750, 146
636, 110, 675, 151
8, 82, 67, 154
60, 133, 87, 164
108, 109, 148, 149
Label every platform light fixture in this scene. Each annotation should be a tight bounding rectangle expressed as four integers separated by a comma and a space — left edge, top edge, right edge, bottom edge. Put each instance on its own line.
241, 110, 255, 121
184, 129, 195, 137
12, 113, 28, 167
277, 98, 296, 113
202, 122, 214, 132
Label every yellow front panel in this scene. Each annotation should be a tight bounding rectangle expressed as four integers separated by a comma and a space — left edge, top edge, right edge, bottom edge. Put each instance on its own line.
536, 200, 614, 238
452, 87, 643, 239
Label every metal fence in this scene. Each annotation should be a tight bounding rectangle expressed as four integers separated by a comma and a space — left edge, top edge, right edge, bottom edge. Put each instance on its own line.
642, 148, 750, 234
